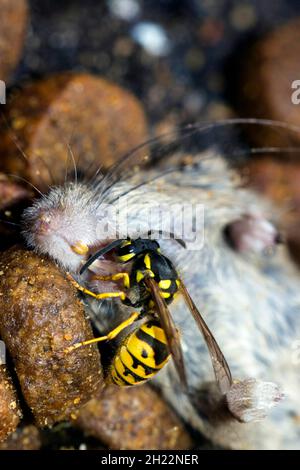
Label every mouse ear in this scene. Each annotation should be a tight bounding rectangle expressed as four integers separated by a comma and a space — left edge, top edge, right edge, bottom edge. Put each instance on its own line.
226, 378, 284, 423
224, 213, 280, 255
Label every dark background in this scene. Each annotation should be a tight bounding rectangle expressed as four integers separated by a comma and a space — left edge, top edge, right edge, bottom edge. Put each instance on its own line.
13, 0, 300, 128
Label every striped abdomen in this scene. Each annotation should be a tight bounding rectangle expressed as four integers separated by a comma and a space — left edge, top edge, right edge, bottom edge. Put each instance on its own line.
109, 320, 170, 386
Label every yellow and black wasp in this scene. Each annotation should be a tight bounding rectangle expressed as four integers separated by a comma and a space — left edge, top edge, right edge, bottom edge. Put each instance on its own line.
67, 237, 233, 395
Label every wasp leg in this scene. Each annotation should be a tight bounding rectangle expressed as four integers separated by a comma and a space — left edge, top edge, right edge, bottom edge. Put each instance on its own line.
65, 311, 140, 353
66, 273, 126, 301
91, 272, 130, 289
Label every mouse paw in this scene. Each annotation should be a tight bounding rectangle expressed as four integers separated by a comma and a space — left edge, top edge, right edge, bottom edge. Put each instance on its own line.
226, 378, 284, 423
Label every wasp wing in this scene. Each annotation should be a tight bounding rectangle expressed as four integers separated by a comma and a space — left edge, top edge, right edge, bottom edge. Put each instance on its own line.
179, 281, 233, 395
144, 276, 187, 389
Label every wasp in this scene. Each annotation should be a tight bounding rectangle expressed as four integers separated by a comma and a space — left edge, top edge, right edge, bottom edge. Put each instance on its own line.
67, 237, 233, 394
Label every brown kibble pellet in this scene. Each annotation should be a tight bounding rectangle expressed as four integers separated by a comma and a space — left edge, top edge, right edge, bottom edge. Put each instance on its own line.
0, 425, 41, 450
238, 18, 300, 147
0, 366, 22, 442
75, 385, 193, 450
0, 73, 148, 190
0, 247, 104, 427
0, 0, 28, 83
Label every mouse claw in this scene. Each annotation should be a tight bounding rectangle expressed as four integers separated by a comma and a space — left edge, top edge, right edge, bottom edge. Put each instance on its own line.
226, 378, 284, 423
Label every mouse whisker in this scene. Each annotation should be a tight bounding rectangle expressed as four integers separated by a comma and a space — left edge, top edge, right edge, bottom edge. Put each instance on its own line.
7, 174, 44, 197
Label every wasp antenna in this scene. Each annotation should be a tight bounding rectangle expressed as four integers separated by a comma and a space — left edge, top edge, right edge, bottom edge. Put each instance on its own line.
147, 229, 186, 248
